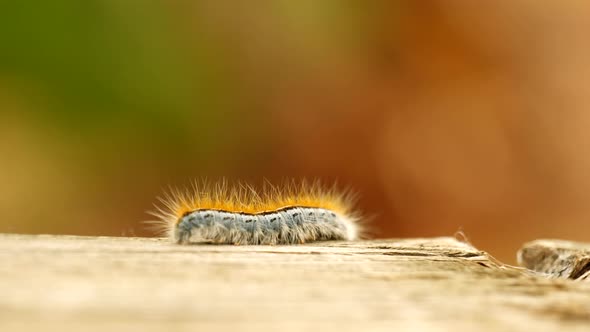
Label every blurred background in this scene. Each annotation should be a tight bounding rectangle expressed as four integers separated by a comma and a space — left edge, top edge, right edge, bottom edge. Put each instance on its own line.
2, 1, 590, 262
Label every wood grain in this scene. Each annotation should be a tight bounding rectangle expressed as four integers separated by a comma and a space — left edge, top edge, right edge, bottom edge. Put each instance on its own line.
1, 234, 589, 332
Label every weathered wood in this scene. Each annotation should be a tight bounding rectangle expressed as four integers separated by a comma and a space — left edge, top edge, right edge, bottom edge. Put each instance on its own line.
1, 234, 589, 332
518, 239, 590, 280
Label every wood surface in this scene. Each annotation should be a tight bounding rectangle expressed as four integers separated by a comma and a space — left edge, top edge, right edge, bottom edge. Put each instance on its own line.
1, 234, 589, 332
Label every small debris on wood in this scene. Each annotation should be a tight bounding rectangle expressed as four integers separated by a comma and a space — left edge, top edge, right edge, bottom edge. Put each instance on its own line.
518, 239, 590, 280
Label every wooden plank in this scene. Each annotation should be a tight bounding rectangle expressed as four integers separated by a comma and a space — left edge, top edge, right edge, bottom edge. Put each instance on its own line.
0, 234, 589, 332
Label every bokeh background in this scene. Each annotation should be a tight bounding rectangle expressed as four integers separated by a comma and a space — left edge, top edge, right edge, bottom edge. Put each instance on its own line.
2, 1, 590, 262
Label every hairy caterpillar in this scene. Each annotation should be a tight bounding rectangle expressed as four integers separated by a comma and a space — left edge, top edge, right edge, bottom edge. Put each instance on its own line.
149, 181, 362, 245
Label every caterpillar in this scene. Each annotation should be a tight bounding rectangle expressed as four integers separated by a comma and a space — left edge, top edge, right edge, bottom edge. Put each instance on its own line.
148, 180, 362, 245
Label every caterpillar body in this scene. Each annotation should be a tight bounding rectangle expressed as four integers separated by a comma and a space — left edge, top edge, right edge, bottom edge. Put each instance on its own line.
149, 181, 361, 245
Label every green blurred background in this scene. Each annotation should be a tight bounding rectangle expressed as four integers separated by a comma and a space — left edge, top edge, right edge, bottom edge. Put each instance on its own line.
2, 1, 590, 262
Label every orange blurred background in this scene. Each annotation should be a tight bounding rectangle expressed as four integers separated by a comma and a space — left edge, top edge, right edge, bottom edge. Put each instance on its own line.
2, 1, 590, 262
